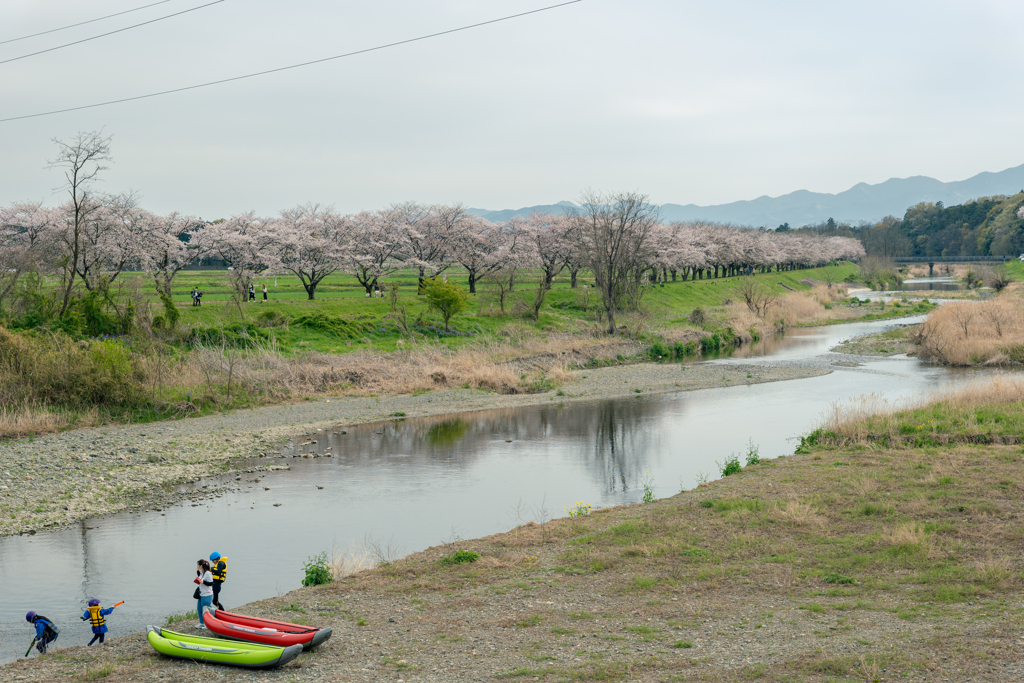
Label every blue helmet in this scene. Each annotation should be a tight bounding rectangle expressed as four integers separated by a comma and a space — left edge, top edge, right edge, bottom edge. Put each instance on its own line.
210, 552, 221, 561
88, 599, 100, 607
25, 611, 36, 622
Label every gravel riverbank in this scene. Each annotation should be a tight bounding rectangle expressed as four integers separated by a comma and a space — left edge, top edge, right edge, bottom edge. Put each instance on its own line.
0, 360, 828, 537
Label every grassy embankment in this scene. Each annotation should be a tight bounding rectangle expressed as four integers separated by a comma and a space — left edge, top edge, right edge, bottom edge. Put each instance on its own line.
9, 377, 1024, 682
1, 262, 932, 439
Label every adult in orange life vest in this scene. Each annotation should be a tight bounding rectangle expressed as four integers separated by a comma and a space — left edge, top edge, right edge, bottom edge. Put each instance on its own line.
210, 552, 227, 610
81, 599, 116, 645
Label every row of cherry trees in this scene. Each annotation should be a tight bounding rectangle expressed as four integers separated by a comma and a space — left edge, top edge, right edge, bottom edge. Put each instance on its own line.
0, 198, 865, 305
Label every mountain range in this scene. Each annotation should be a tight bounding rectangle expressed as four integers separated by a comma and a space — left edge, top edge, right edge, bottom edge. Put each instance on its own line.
467, 163, 1024, 227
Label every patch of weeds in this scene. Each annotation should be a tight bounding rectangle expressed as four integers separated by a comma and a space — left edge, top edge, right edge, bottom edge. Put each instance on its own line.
551, 626, 575, 635
83, 665, 115, 681
440, 549, 480, 565
633, 575, 657, 589
717, 453, 742, 477
823, 572, 856, 584
674, 640, 694, 648
799, 602, 826, 614
569, 611, 595, 620
281, 602, 306, 613
516, 613, 543, 628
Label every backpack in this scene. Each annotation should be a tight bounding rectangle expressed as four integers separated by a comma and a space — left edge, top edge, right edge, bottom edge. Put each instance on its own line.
35, 616, 59, 639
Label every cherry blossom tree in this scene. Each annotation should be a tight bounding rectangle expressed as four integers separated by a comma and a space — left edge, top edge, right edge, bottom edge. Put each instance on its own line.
272, 203, 346, 300
523, 212, 572, 289
197, 212, 276, 304
138, 211, 205, 298
402, 202, 470, 291
343, 206, 409, 295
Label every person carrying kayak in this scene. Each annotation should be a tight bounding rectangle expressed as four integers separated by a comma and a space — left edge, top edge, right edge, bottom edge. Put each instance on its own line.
25, 612, 59, 655
210, 552, 227, 611
81, 599, 118, 645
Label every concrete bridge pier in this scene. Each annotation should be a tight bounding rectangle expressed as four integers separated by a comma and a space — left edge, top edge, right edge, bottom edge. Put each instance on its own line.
929, 262, 934, 277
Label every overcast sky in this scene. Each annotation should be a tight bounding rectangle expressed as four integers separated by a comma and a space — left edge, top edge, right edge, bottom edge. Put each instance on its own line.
2, 0, 1023, 218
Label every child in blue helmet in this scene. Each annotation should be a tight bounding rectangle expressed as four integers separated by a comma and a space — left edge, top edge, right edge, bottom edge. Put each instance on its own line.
81, 599, 116, 645
209, 552, 227, 611
25, 611, 59, 654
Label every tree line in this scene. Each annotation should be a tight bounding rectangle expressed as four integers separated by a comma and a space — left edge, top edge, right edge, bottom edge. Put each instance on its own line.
0, 132, 865, 335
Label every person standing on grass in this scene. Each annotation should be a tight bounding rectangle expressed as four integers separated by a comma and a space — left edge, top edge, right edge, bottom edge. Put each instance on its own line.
190, 287, 197, 306
248, 283, 256, 302
262, 284, 267, 303
195, 559, 214, 628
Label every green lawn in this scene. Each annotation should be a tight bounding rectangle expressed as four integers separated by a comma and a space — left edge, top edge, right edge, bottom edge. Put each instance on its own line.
157, 263, 860, 354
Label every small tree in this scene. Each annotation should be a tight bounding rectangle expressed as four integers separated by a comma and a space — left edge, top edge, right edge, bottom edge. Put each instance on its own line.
422, 276, 469, 330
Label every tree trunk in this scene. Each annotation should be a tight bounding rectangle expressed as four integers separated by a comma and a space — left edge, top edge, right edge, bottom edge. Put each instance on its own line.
417, 267, 426, 294
570, 270, 578, 288
306, 282, 316, 300
468, 271, 476, 294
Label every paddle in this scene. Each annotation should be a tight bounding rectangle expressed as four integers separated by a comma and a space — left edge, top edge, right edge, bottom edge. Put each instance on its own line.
112, 601, 124, 608
25, 638, 36, 657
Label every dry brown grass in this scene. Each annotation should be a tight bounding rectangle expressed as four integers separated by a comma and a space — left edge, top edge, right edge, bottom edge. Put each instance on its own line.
814, 375, 1024, 448
914, 297, 1024, 365
0, 403, 85, 438
726, 286, 846, 339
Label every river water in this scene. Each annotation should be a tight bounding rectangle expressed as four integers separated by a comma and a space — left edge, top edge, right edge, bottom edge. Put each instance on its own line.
0, 314, 1000, 661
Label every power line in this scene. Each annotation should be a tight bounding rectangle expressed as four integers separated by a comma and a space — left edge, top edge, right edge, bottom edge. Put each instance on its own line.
0, 0, 225, 66
0, 0, 173, 46
0, 0, 582, 123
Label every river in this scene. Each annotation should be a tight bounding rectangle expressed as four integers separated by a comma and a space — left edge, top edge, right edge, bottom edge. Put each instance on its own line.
0, 313, 997, 662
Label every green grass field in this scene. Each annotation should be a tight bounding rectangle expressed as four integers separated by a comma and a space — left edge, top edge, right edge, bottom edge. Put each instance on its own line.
155, 263, 862, 354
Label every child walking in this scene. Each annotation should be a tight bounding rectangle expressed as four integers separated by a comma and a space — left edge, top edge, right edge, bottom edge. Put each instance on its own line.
82, 599, 117, 645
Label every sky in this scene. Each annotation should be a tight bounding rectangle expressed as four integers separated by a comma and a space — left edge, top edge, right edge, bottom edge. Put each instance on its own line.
2, 0, 1024, 219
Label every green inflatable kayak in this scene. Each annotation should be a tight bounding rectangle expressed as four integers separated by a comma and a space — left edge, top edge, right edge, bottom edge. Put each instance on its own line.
147, 626, 303, 668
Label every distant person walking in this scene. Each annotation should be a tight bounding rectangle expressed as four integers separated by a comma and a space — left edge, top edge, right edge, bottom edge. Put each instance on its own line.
248, 284, 256, 302
262, 284, 267, 303
194, 559, 214, 629
190, 287, 198, 306
195, 291, 203, 306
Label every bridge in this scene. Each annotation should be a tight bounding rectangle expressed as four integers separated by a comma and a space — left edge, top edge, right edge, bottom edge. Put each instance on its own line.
893, 255, 1015, 277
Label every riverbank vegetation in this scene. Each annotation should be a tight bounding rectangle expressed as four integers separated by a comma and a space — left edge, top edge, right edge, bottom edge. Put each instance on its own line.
912, 283, 1024, 366
9, 377, 1024, 681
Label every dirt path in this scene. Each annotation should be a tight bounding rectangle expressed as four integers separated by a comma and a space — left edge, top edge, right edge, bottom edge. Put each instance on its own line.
0, 361, 828, 537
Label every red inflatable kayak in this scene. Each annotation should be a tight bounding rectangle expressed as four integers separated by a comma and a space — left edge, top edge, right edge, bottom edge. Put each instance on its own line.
204, 610, 332, 650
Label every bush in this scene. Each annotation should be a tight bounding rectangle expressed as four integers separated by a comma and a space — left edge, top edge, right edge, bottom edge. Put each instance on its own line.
688, 307, 707, 325
291, 312, 370, 339
440, 549, 480, 565
0, 327, 143, 408
301, 551, 333, 586
717, 453, 742, 477
422, 277, 470, 330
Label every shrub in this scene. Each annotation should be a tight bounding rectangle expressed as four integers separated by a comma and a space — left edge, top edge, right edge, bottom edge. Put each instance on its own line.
688, 308, 707, 325
291, 312, 370, 339
301, 551, 334, 586
440, 549, 480, 565
422, 277, 470, 330
744, 439, 760, 466
717, 453, 742, 477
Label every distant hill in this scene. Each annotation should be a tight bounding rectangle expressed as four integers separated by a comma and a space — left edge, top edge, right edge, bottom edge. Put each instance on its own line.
467, 163, 1024, 227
